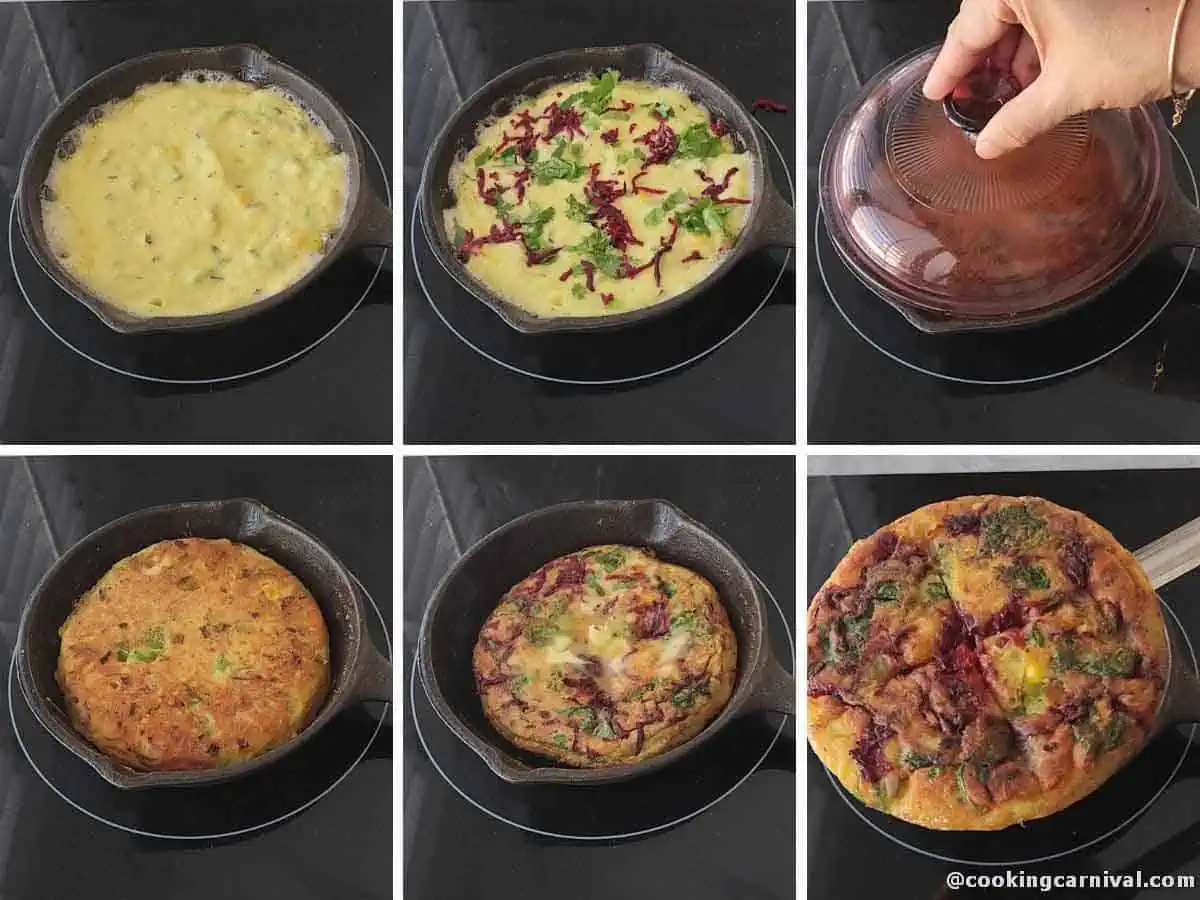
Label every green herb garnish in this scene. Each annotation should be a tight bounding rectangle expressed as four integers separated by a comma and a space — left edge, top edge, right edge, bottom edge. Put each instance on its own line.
528, 621, 559, 646
552, 732, 569, 749
1002, 561, 1050, 591
533, 155, 588, 185
902, 751, 935, 769
214, 653, 233, 674
655, 577, 676, 598
672, 683, 708, 708
473, 147, 494, 167
586, 572, 606, 595
675, 198, 732, 237
924, 577, 950, 603
644, 189, 688, 226
571, 283, 587, 299
675, 122, 724, 160
1029, 624, 1046, 648
562, 69, 621, 115
565, 194, 592, 223
568, 230, 625, 278
874, 581, 901, 603
980, 504, 1048, 555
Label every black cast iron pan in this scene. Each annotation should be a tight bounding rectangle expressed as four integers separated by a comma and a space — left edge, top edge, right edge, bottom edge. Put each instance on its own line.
16, 44, 393, 336
14, 498, 392, 790
420, 43, 795, 335
417, 498, 795, 785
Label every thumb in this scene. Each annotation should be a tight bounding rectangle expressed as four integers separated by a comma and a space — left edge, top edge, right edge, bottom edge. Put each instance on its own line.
974, 74, 1071, 159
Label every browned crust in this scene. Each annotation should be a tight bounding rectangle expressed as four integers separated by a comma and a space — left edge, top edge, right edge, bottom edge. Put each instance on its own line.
472, 545, 737, 766
57, 538, 331, 770
806, 496, 1167, 831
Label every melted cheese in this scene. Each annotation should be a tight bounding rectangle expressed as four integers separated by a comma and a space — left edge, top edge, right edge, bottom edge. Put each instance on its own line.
43, 76, 349, 317
444, 76, 752, 317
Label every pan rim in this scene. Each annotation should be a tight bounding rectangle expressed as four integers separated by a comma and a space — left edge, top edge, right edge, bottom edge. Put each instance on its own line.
416, 497, 783, 783
418, 41, 781, 335
14, 497, 371, 789
16, 43, 373, 334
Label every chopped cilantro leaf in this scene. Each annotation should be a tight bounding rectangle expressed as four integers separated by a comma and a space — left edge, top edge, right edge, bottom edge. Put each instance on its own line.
565, 194, 592, 223
473, 147, 494, 167
1029, 624, 1046, 648
571, 283, 586, 299
1003, 561, 1050, 591
675, 198, 732, 237
901, 751, 935, 769
552, 732, 569, 749
874, 581, 901, 602
924, 577, 950, 602
533, 156, 587, 185
586, 572, 606, 595
452, 220, 467, 247
675, 122, 724, 159
980, 504, 1048, 555
496, 145, 519, 165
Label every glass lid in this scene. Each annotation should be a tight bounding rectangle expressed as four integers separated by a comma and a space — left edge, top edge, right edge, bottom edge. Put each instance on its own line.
819, 46, 1170, 319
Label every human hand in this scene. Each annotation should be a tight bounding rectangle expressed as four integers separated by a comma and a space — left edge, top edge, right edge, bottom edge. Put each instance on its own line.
923, 0, 1196, 159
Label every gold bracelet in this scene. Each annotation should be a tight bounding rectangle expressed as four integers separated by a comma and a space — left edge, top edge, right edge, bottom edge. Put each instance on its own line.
1172, 0, 1196, 127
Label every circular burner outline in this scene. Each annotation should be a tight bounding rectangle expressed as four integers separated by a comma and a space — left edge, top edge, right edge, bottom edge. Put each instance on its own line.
824, 595, 1198, 867
411, 117, 793, 387
410, 572, 794, 841
815, 127, 1197, 386
7, 575, 391, 841
7, 118, 391, 386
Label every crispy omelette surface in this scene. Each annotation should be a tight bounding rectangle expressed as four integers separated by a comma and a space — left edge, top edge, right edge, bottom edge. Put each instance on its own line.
807, 496, 1169, 830
445, 70, 752, 317
57, 538, 331, 770
473, 545, 737, 766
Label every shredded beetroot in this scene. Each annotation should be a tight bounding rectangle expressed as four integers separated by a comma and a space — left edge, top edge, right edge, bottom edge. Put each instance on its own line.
584, 163, 626, 205
633, 600, 670, 638
945, 513, 982, 536
521, 238, 560, 267
579, 260, 597, 292
549, 554, 588, 591
621, 219, 679, 286
849, 720, 894, 783
697, 166, 738, 199
558, 267, 573, 282
542, 101, 585, 141
603, 100, 635, 114
512, 168, 532, 203
601, 292, 614, 306
710, 116, 730, 136
591, 203, 642, 251
751, 98, 789, 113
682, 250, 704, 262
629, 122, 638, 133
636, 118, 677, 165
456, 221, 521, 261
600, 128, 619, 145
1060, 536, 1091, 591
475, 168, 505, 207
631, 170, 665, 196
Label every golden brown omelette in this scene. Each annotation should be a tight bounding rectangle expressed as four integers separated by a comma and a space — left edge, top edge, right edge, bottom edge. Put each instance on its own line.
807, 496, 1169, 831
473, 545, 737, 766
57, 538, 331, 770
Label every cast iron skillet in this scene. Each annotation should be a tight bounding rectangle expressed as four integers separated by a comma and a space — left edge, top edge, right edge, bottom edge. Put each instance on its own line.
420, 43, 795, 335
16, 44, 393, 335
417, 498, 795, 785
14, 498, 392, 790
820, 44, 1200, 336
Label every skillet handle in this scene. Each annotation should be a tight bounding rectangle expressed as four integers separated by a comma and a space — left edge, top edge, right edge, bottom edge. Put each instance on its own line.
351, 189, 394, 250
748, 179, 795, 250
742, 652, 795, 716
350, 634, 393, 703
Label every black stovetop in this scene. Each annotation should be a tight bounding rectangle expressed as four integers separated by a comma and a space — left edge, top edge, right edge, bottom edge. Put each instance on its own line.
808, 0, 1200, 443
0, 0, 392, 443
402, 0, 796, 445
0, 455, 392, 900
404, 456, 796, 900
809, 469, 1200, 899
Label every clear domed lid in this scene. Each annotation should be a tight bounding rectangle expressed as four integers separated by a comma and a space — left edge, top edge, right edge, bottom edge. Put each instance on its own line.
820, 46, 1170, 320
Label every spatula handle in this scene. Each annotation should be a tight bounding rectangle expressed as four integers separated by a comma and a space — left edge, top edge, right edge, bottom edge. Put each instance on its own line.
1135, 515, 1200, 589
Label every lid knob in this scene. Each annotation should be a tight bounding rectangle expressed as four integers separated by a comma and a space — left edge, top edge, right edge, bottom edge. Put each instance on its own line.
943, 66, 1021, 135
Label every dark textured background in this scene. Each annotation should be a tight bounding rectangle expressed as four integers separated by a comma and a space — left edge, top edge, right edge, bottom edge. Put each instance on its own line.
0, 0, 392, 443
404, 455, 796, 900
0, 455, 392, 900
403, 0, 796, 444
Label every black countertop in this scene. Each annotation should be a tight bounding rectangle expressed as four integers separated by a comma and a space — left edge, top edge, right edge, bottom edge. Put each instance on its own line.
808, 469, 1200, 899
404, 456, 795, 900
808, 0, 1200, 443
0, 455, 392, 900
403, 0, 796, 445
0, 0, 392, 444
